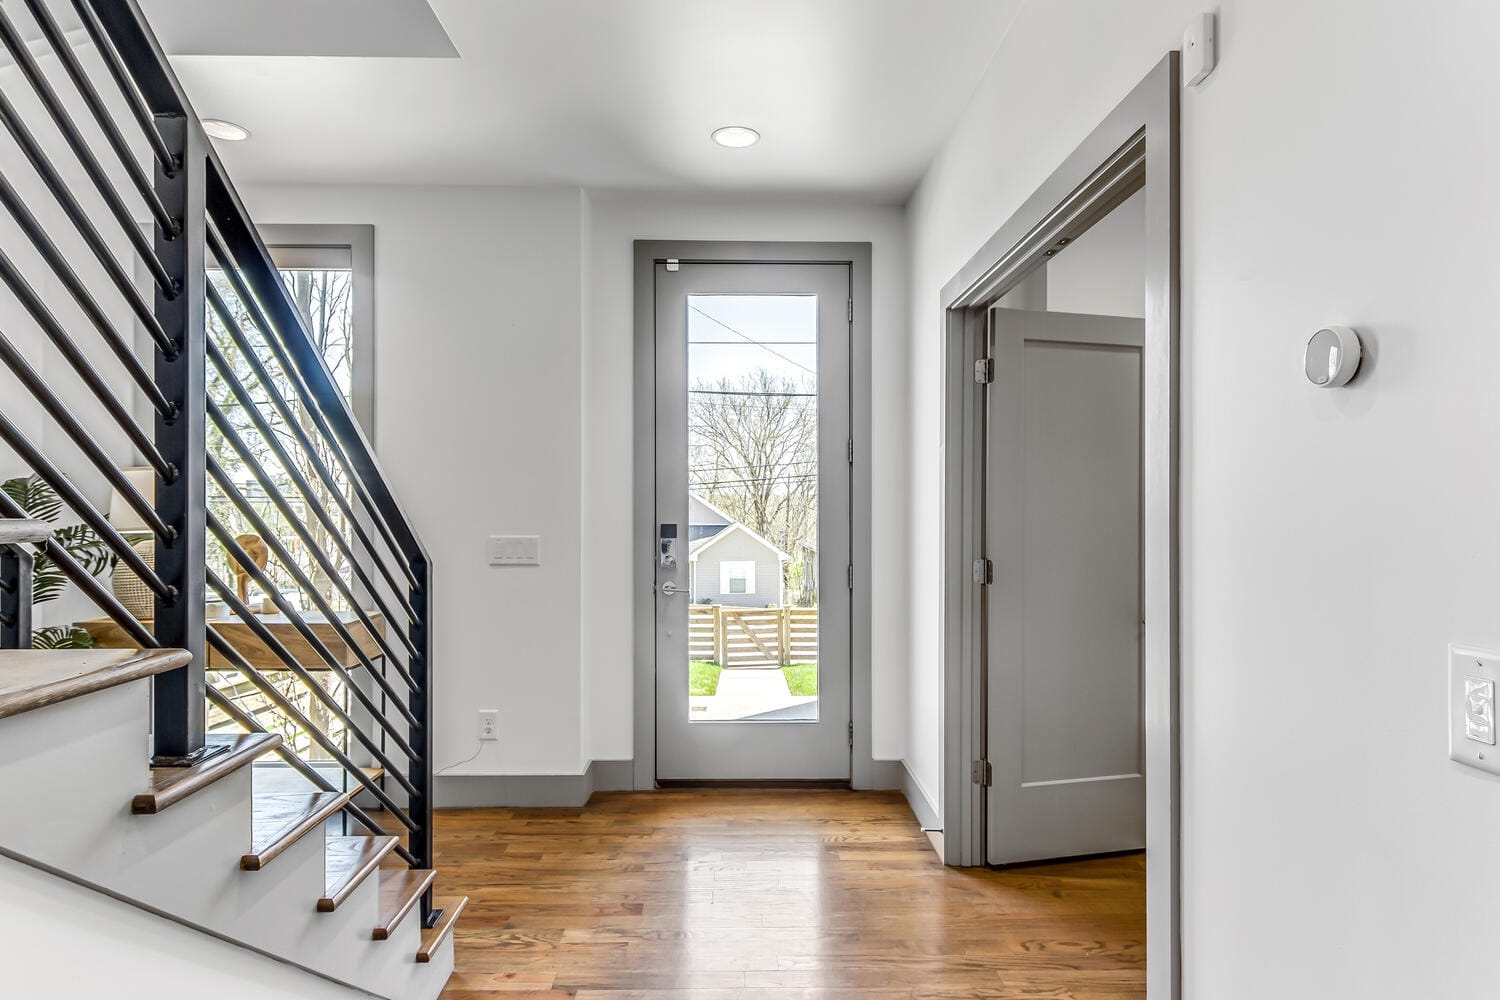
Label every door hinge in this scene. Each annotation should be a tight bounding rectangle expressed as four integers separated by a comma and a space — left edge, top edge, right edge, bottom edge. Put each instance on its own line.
847, 298, 854, 323
847, 563, 854, 591
972, 558, 993, 585
974, 358, 994, 384
971, 759, 993, 786
848, 721, 854, 748
847, 437, 854, 464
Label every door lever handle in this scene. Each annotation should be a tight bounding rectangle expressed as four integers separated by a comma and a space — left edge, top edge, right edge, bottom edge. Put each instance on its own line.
659, 581, 684, 597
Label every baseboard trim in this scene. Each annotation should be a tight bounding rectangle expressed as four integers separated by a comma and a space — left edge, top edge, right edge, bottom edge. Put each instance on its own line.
897, 759, 941, 832
434, 759, 636, 808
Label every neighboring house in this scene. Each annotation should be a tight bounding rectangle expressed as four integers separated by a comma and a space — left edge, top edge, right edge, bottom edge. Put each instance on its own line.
688, 493, 788, 607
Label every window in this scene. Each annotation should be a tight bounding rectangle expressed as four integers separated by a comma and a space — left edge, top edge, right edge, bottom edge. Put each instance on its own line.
721, 560, 755, 595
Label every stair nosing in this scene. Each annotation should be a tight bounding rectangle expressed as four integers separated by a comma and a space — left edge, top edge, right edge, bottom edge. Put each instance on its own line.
318, 835, 400, 912
372, 867, 437, 940
241, 788, 355, 871
1, 647, 192, 724
132, 731, 281, 815
416, 895, 468, 963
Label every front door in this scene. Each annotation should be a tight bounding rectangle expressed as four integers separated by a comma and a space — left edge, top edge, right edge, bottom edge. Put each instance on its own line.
652, 260, 851, 781
985, 306, 1145, 864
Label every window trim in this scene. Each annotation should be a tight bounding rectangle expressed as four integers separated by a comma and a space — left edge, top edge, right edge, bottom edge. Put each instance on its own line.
258, 224, 375, 441
720, 560, 755, 595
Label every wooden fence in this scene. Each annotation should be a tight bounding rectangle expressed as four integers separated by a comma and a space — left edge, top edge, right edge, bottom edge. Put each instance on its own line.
689, 605, 819, 666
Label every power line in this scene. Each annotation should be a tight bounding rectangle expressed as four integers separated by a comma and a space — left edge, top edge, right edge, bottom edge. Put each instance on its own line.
689, 388, 817, 399
688, 304, 817, 377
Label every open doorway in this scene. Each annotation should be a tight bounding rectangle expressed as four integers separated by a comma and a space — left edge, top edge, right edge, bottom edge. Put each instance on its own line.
939, 55, 1180, 999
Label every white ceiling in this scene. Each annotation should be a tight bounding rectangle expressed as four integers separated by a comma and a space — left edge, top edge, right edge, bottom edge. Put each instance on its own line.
144, 0, 1021, 201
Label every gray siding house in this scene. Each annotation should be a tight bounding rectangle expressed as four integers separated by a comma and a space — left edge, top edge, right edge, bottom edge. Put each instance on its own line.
688, 494, 788, 607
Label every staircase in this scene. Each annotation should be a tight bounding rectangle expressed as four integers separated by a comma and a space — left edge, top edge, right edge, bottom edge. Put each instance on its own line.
0, 646, 459, 997
0, 1, 463, 995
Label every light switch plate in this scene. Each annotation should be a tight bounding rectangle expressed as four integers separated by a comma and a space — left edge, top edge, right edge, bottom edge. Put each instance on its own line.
1449, 645, 1500, 775
488, 534, 540, 566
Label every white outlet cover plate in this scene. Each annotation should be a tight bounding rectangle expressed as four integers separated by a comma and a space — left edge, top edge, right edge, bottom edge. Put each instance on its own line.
1449, 645, 1500, 776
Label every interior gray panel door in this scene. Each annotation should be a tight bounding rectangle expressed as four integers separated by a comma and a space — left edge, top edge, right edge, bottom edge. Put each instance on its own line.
985, 307, 1145, 864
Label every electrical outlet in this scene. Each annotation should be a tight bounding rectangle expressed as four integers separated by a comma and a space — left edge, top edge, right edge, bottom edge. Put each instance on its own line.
478, 709, 499, 742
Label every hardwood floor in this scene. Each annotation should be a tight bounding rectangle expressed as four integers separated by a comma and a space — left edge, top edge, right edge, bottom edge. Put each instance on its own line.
435, 789, 1145, 999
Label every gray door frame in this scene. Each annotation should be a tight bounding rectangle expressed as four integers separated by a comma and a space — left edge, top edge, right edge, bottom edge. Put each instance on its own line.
938, 54, 1180, 998
633, 240, 874, 789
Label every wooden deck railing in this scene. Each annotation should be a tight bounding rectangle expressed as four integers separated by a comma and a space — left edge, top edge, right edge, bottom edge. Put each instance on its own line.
689, 605, 818, 666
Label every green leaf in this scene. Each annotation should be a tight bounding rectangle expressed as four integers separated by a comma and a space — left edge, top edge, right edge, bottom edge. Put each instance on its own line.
30, 626, 94, 650
2, 475, 63, 523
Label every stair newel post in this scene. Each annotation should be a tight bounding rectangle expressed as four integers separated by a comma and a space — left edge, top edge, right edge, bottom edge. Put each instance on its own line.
149, 113, 211, 766
0, 546, 33, 648
409, 557, 437, 923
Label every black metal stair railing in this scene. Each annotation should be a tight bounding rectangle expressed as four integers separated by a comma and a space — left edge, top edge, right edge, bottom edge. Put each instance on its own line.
0, 0, 436, 914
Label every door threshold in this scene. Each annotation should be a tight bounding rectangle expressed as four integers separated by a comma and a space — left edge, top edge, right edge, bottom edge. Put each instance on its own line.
654, 778, 852, 790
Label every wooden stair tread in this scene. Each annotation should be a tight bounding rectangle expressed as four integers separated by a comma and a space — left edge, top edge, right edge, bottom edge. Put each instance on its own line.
0, 518, 50, 544
0, 647, 191, 723
241, 789, 354, 871
132, 731, 280, 815
319, 835, 399, 912
416, 895, 467, 963
372, 867, 436, 940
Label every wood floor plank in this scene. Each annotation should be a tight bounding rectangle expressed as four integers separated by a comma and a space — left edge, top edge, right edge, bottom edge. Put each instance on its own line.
434, 789, 1145, 998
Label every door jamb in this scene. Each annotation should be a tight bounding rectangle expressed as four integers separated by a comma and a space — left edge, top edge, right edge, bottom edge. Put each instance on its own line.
938, 54, 1180, 999
632, 240, 875, 790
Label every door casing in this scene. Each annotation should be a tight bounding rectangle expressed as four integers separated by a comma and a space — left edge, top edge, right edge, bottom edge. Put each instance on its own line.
937, 54, 1180, 1000
633, 241, 875, 789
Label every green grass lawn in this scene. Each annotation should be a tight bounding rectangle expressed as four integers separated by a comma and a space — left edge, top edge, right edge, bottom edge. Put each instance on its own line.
781, 663, 818, 696
691, 661, 819, 697
689, 660, 722, 696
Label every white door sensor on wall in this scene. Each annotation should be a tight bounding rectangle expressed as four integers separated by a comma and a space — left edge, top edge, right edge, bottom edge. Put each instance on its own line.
1183, 13, 1217, 86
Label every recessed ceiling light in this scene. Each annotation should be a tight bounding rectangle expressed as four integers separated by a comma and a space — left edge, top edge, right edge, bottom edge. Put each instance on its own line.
201, 118, 251, 142
711, 125, 760, 148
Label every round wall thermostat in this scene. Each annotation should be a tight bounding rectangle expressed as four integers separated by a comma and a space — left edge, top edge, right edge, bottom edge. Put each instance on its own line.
1304, 326, 1362, 388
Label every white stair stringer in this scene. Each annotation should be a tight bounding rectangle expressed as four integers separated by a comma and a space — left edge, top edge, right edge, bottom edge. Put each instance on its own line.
0, 676, 453, 1000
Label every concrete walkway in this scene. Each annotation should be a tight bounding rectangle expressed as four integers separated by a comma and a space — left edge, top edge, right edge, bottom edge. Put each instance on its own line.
690, 666, 818, 722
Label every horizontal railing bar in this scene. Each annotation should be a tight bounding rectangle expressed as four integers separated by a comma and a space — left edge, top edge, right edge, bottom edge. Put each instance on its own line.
0, 96, 173, 353
203, 402, 417, 669
204, 570, 422, 799
0, 5, 175, 294
23, 0, 176, 234
203, 338, 421, 640
208, 519, 423, 737
201, 201, 429, 577
202, 647, 419, 834
205, 231, 419, 592
69, 0, 175, 173
204, 284, 420, 611
0, 408, 171, 598
0, 238, 173, 475
0, 327, 171, 539
0, 493, 155, 648
207, 467, 419, 697
208, 458, 418, 694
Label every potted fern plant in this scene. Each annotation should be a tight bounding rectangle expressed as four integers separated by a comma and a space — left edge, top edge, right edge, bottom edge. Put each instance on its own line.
2, 475, 115, 649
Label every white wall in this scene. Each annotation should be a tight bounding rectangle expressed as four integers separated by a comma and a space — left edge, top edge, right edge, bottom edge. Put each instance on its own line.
0, 855, 374, 1000
243, 183, 588, 777
905, 1, 1500, 996
242, 184, 908, 777
582, 190, 909, 764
